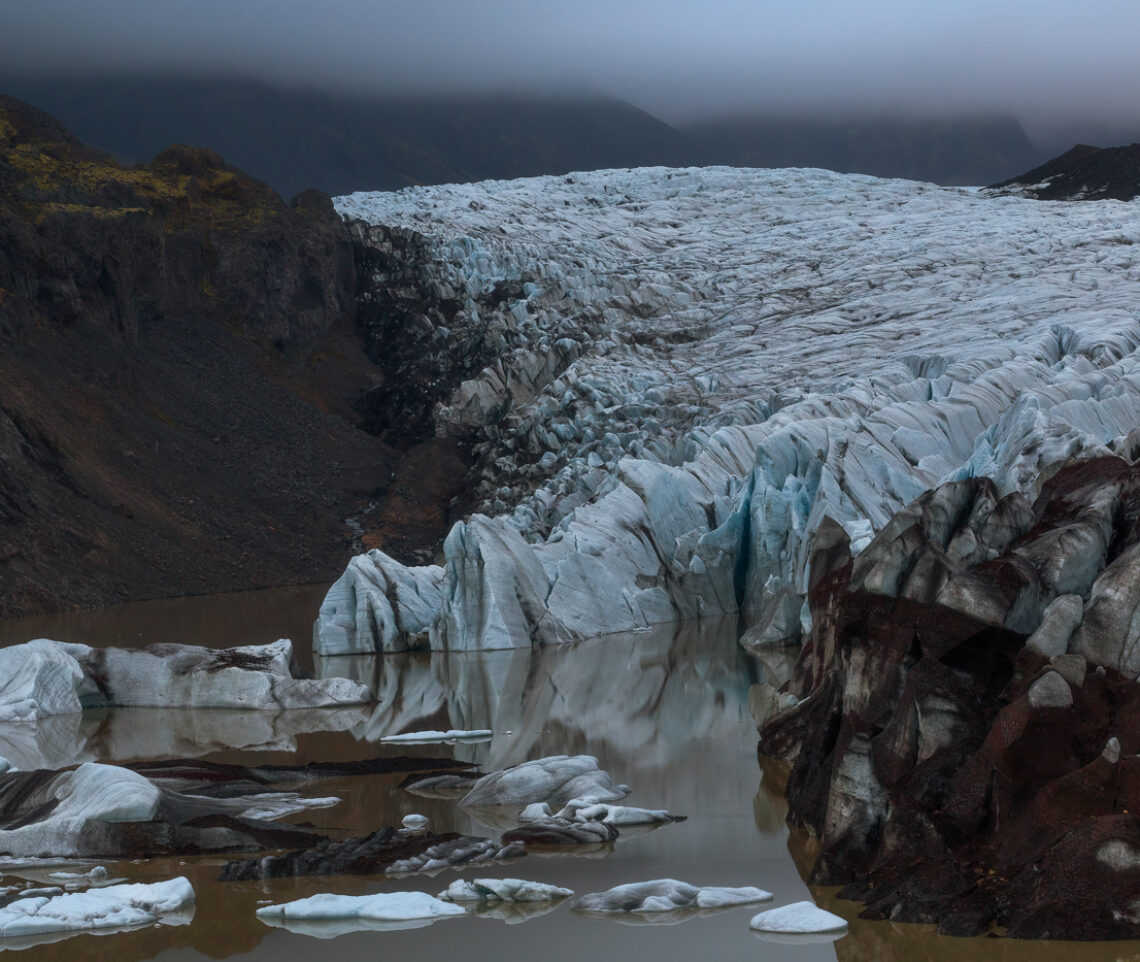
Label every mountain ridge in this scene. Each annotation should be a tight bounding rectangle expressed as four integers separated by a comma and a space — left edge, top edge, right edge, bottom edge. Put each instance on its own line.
0, 74, 1046, 196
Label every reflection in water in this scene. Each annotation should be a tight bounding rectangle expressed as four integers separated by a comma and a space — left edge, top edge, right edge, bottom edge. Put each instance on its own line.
0, 584, 329, 656
468, 898, 569, 925
813, 883, 1140, 962
257, 913, 461, 939
0, 909, 193, 954
0, 587, 1137, 960
322, 615, 760, 771
0, 706, 371, 771
0, 603, 814, 962
574, 904, 759, 927
753, 929, 848, 946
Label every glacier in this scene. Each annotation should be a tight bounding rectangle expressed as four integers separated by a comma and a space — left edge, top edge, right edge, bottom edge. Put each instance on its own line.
320, 166, 1140, 654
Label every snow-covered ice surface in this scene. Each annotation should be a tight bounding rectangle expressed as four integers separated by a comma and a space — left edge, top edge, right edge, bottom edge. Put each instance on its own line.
0, 877, 194, 940
324, 166, 1140, 653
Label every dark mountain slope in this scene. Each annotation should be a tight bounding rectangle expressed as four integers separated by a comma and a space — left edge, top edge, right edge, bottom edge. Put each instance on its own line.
1, 74, 1047, 194
989, 142, 1140, 200
0, 94, 396, 615
0, 76, 690, 199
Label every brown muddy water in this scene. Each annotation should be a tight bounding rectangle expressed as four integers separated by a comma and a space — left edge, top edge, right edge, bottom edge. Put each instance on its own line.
1, 586, 1139, 961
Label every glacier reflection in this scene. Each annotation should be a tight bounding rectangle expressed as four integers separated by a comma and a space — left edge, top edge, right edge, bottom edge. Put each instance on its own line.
0, 706, 371, 771
319, 617, 763, 835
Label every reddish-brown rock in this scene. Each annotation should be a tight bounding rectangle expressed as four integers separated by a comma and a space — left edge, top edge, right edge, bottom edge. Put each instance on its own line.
759, 457, 1140, 938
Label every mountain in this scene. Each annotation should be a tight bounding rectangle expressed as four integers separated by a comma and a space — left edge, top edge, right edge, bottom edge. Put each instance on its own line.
0, 74, 1046, 194
0, 75, 691, 199
0, 94, 397, 615
989, 142, 1140, 200
682, 114, 1045, 186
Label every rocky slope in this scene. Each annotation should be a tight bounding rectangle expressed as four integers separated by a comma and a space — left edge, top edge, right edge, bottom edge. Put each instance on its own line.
756, 458, 1140, 939
989, 142, 1140, 200
316, 166, 1140, 654
0, 95, 397, 615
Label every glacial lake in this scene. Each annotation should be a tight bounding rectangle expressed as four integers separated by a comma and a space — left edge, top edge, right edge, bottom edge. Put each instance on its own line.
2, 586, 1140, 962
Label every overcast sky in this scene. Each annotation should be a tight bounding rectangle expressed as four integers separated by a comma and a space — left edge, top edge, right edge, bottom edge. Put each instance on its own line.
4, 0, 1140, 139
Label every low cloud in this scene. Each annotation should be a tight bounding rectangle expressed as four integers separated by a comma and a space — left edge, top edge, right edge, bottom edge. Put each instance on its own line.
4, 0, 1140, 140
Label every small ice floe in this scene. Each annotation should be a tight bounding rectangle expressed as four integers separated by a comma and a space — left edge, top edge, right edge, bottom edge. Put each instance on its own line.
554, 796, 683, 826
573, 879, 772, 916
43, 865, 124, 888
237, 793, 341, 821
459, 755, 629, 810
47, 866, 110, 882
437, 878, 574, 902
0, 877, 195, 940
9, 888, 63, 900
401, 814, 430, 833
255, 891, 466, 938
381, 729, 493, 744
749, 900, 848, 942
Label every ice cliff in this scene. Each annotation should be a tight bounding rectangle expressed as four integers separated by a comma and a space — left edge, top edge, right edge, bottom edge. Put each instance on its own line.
319, 166, 1140, 653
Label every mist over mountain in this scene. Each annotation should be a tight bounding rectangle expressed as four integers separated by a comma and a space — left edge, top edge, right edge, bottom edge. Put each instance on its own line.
0, 74, 1047, 197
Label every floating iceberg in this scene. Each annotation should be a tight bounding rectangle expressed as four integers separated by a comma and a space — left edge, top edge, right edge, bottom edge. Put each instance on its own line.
256, 890, 465, 937
458, 755, 629, 810
0, 638, 369, 720
573, 879, 772, 913
437, 878, 573, 902
381, 729, 492, 743
749, 900, 849, 938
554, 796, 682, 826
0, 877, 194, 940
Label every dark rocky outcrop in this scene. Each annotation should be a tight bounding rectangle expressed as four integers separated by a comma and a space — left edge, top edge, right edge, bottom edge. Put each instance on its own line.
757, 457, 1140, 939
348, 222, 506, 447
989, 142, 1140, 200
218, 826, 524, 881
0, 94, 396, 615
